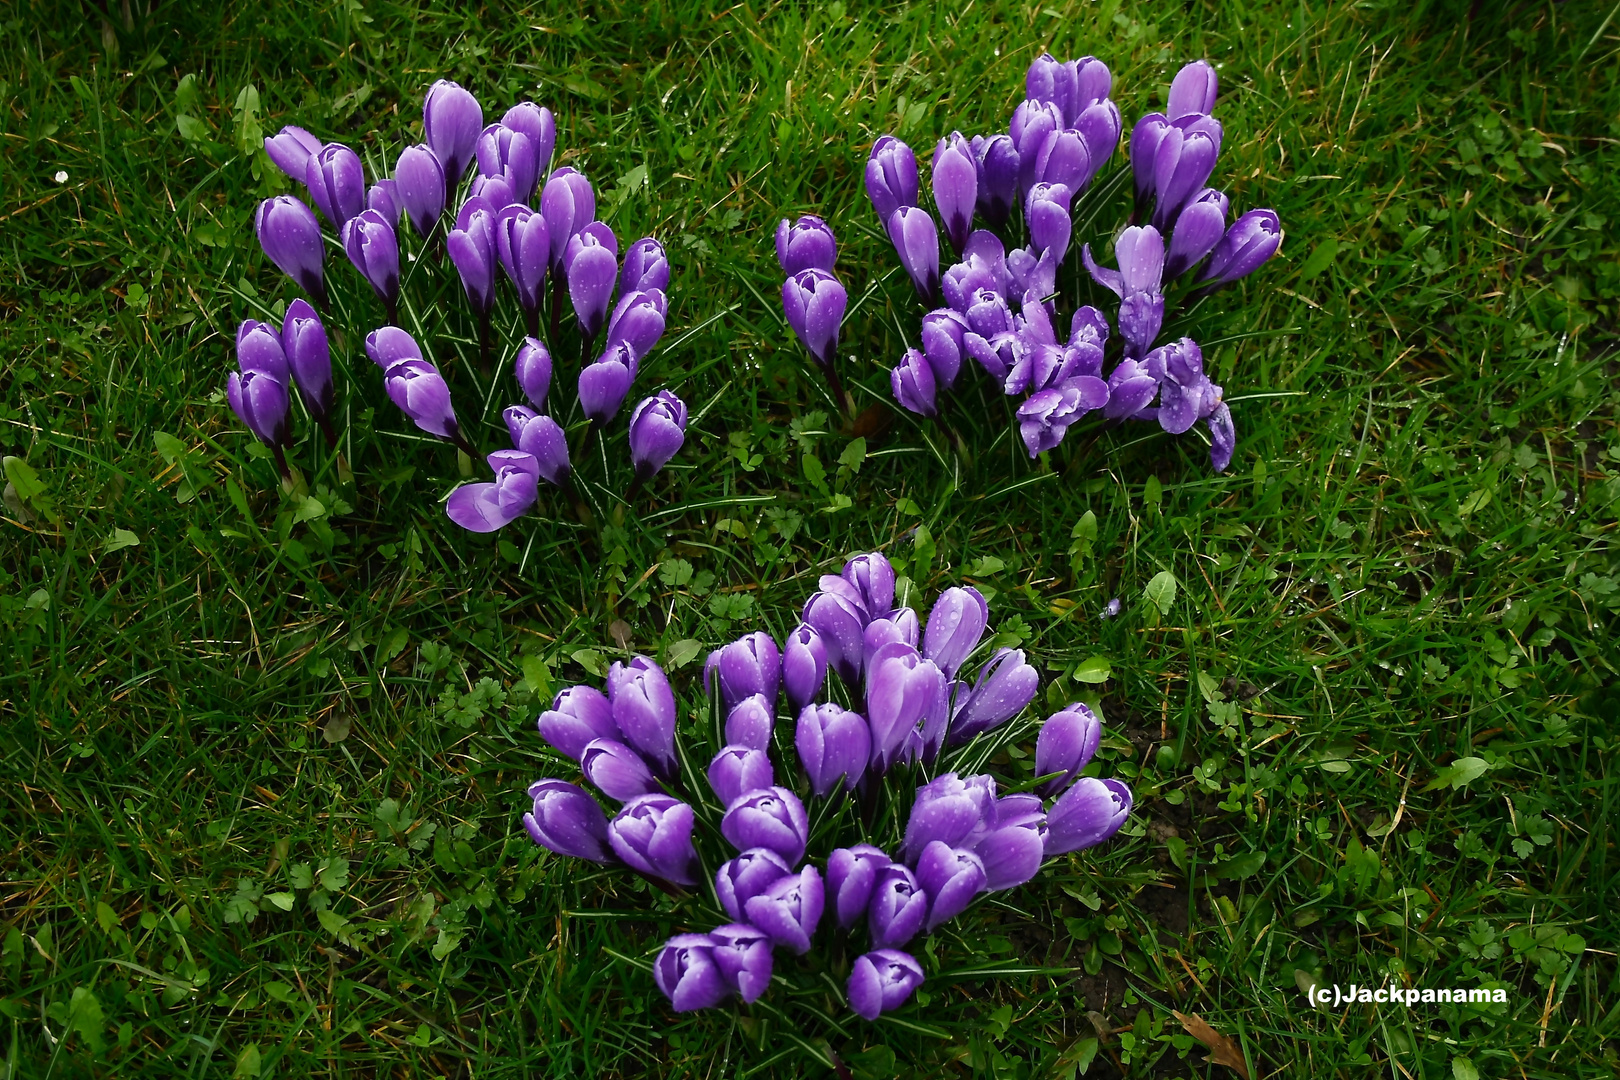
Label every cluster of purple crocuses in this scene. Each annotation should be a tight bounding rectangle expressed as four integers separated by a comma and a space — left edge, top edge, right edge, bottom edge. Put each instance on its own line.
234, 79, 687, 518
520, 550, 1133, 1020
782, 56, 1279, 471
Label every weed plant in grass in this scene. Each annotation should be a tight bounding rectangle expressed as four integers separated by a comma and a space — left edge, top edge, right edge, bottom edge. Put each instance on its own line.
1, 1, 1618, 1078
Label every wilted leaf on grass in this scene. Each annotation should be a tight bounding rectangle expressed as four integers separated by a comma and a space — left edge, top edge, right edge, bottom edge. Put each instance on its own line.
1174, 1012, 1250, 1079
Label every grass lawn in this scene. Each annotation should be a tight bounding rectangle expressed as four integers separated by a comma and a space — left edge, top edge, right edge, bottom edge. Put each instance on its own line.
2, 0, 1617, 1076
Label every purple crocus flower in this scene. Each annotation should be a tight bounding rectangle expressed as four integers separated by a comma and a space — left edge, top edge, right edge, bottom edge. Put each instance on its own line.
708, 923, 774, 1004
1144, 337, 1220, 436
236, 319, 289, 381
843, 552, 896, 619
226, 370, 290, 449
364, 325, 422, 368
1025, 54, 1112, 124
716, 848, 793, 922
383, 359, 461, 441
863, 608, 919, 674
607, 656, 678, 778
775, 215, 838, 275
941, 230, 1011, 311
932, 132, 977, 257
781, 268, 848, 372
1010, 98, 1063, 203
540, 167, 595, 273
1207, 400, 1236, 473
255, 196, 326, 302
513, 337, 552, 411
447, 197, 498, 315
919, 308, 970, 389
1016, 378, 1109, 457
501, 101, 556, 193
341, 209, 400, 312
1025, 182, 1073, 262
848, 950, 924, 1021
394, 144, 446, 240
304, 143, 365, 230
280, 299, 332, 424
886, 206, 940, 304
922, 586, 988, 679
720, 787, 809, 865
916, 841, 987, 932
577, 345, 636, 426
422, 80, 483, 196
606, 290, 668, 360
866, 643, 949, 772
608, 793, 699, 886
1045, 777, 1132, 855
1164, 188, 1229, 279
537, 684, 618, 760
891, 348, 937, 419
1102, 357, 1160, 422
724, 695, 774, 751
950, 648, 1039, 744
1082, 225, 1165, 359
865, 135, 918, 225
1195, 208, 1282, 290
444, 449, 539, 532
264, 125, 322, 183
705, 631, 782, 713
802, 588, 867, 688
566, 222, 619, 340
1032, 128, 1091, 195
504, 406, 573, 487
621, 237, 670, 293
1074, 100, 1123, 186
628, 390, 687, 483
1149, 128, 1220, 232
971, 134, 1019, 228
581, 737, 662, 802
963, 289, 1017, 381
708, 745, 774, 808
522, 778, 612, 862
654, 934, 728, 1012
901, 772, 996, 863
467, 173, 516, 212
969, 794, 1048, 890
868, 864, 928, 949
367, 180, 399, 223
782, 624, 829, 715
827, 845, 891, 928
1168, 60, 1219, 119
795, 702, 871, 798
475, 123, 538, 209
495, 204, 551, 318
1129, 114, 1172, 203
743, 865, 824, 955
1034, 703, 1102, 797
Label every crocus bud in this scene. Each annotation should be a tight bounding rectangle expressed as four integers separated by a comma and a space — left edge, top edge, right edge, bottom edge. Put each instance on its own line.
1164, 188, 1229, 279
606, 289, 668, 360
280, 300, 332, 422
972, 134, 1019, 228
706, 632, 782, 712
708, 745, 774, 808
501, 101, 556, 191
916, 842, 986, 932
1196, 208, 1281, 289
226, 370, 290, 449
522, 779, 612, 862
1102, 356, 1161, 422
922, 586, 988, 679
708, 923, 773, 1004
775, 214, 838, 275
581, 737, 662, 802
783, 624, 829, 714
341, 209, 400, 310
606, 656, 677, 778
801, 589, 866, 687
848, 950, 924, 1021
364, 325, 422, 368
970, 795, 1048, 891
724, 695, 774, 751
886, 206, 941, 304
264, 125, 322, 182
1146, 337, 1219, 436
1168, 60, 1219, 119
621, 237, 670, 293
513, 336, 552, 411
654, 933, 727, 1012
1025, 54, 1076, 122
394, 144, 447, 239
236, 319, 290, 381
475, 123, 537, 208
1034, 703, 1102, 797
1149, 128, 1219, 232
865, 135, 918, 225
577, 346, 635, 426
1010, 99, 1063, 202
901, 772, 995, 864
1081, 225, 1165, 360
423, 80, 483, 191
863, 609, 919, 674
827, 845, 891, 928
1130, 113, 1172, 201
868, 864, 928, 949
383, 359, 460, 441
743, 865, 824, 955
842, 552, 896, 619
1032, 128, 1091, 196
304, 143, 365, 230
715, 848, 793, 922
1045, 777, 1132, 855
540, 167, 595, 272
537, 684, 618, 760
780, 268, 847, 372
919, 308, 969, 389
367, 180, 399, 223
513, 410, 572, 486
950, 648, 1039, 744
1074, 100, 1122, 185
1207, 400, 1236, 473
1025, 182, 1073, 264
608, 793, 699, 886
628, 390, 687, 482
795, 702, 871, 798
932, 133, 977, 257
468, 173, 516, 212
447, 200, 497, 315
865, 643, 949, 773
720, 787, 808, 865
255, 196, 326, 301
495, 204, 551, 316
445, 449, 539, 532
